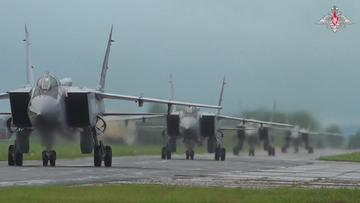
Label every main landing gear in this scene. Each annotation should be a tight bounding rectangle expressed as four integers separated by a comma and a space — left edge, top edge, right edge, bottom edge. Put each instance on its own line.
8, 140, 23, 167
214, 145, 226, 161
93, 130, 112, 167
268, 147, 275, 156
161, 144, 171, 160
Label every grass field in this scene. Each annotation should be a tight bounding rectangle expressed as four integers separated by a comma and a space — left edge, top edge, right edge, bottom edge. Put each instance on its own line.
0, 184, 358, 203
0, 141, 264, 161
319, 151, 360, 162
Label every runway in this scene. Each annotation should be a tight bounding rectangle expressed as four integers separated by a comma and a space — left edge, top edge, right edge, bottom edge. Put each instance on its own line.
0, 148, 359, 188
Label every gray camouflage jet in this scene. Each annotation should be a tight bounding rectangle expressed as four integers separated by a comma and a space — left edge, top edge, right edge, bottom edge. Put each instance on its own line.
139, 74, 294, 161
268, 104, 345, 154
232, 101, 279, 157
0, 25, 222, 167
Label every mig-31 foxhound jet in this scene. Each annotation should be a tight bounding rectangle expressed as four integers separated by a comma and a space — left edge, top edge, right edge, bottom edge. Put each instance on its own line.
269, 104, 345, 154
0, 25, 223, 168
138, 74, 294, 161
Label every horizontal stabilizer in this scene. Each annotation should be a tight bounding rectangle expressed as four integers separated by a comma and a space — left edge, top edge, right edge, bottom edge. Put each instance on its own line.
0, 112, 11, 115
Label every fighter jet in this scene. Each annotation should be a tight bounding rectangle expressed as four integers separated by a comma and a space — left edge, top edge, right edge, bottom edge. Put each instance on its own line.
232, 101, 281, 157
0, 25, 222, 167
268, 105, 345, 154
139, 74, 294, 161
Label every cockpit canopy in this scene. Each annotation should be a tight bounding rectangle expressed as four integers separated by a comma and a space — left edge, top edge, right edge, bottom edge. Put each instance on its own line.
36, 74, 60, 90
183, 106, 199, 118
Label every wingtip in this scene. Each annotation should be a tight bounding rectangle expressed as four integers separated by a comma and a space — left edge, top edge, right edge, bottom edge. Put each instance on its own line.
25, 23, 28, 33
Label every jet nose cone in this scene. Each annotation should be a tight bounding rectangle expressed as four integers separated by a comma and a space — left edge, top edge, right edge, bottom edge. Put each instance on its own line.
181, 117, 198, 131
28, 95, 61, 128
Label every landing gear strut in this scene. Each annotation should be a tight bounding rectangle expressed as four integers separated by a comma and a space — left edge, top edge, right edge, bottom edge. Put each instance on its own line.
214, 145, 226, 161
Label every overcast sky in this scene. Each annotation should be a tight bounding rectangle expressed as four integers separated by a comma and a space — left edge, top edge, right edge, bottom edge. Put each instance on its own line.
0, 0, 359, 133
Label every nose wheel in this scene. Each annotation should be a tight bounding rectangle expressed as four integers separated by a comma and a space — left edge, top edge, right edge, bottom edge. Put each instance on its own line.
186, 149, 194, 160
42, 149, 56, 167
249, 149, 255, 156
214, 145, 226, 161
308, 147, 314, 154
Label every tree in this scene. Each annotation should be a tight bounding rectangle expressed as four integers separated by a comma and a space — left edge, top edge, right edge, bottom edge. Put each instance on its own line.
325, 124, 344, 148
148, 103, 167, 113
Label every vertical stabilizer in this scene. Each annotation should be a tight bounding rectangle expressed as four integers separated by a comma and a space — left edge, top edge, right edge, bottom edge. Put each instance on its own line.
96, 25, 114, 92
169, 73, 176, 113
269, 100, 276, 122
24, 24, 34, 87
217, 75, 226, 115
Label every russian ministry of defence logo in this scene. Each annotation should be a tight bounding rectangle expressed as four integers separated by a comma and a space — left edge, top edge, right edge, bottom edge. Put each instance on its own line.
315, 6, 354, 33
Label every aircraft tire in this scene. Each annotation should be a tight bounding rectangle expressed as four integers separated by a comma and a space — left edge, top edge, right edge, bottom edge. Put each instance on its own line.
94, 146, 102, 167
248, 149, 254, 156
161, 147, 166, 159
166, 150, 171, 160
220, 148, 226, 161
308, 147, 314, 154
42, 151, 48, 166
8, 145, 14, 166
186, 150, 189, 160
233, 146, 239, 155
14, 149, 23, 166
49, 150, 56, 167
214, 148, 220, 161
281, 147, 286, 153
104, 146, 112, 167
190, 150, 194, 160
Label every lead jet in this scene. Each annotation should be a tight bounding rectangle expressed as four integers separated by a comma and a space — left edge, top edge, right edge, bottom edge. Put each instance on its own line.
0, 25, 222, 167
139, 74, 294, 161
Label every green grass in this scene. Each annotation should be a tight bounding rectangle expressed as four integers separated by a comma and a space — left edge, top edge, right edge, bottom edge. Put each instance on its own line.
0, 184, 358, 203
0, 141, 262, 161
319, 152, 360, 162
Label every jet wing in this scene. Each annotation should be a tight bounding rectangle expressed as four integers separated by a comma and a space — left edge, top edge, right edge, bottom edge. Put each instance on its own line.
95, 92, 222, 110
218, 127, 258, 131
137, 126, 167, 129
271, 127, 345, 136
216, 115, 294, 128
0, 93, 9, 100
303, 131, 345, 136
101, 112, 166, 117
